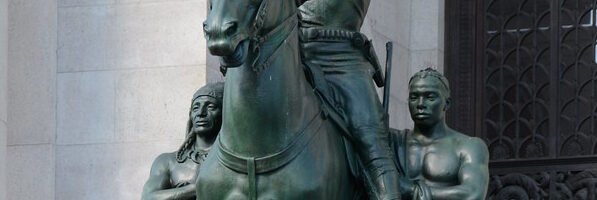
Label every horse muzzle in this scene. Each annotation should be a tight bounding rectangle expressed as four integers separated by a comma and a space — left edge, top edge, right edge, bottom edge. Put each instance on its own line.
207, 38, 236, 56
218, 39, 251, 68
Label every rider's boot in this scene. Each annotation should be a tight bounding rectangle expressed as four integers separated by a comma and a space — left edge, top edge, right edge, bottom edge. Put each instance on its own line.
355, 126, 402, 200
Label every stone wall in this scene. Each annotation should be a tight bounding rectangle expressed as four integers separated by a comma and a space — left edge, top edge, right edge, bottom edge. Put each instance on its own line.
6, 0, 208, 199
362, 0, 445, 130
0, 0, 7, 199
55, 1, 207, 199
7, 0, 57, 199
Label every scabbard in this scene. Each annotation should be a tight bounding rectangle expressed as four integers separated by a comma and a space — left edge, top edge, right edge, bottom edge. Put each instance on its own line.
363, 40, 385, 88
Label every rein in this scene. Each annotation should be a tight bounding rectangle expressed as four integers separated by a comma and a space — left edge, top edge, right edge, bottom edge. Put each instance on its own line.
220, 0, 298, 74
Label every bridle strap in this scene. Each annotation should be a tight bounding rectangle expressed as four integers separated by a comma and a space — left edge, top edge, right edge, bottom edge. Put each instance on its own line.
250, 11, 297, 72
220, 0, 299, 74
227, 0, 269, 49
219, 0, 268, 74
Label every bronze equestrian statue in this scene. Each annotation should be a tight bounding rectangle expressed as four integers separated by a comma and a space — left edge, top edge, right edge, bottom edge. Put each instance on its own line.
198, 0, 361, 199
142, 82, 224, 200
297, 0, 402, 199
390, 68, 489, 200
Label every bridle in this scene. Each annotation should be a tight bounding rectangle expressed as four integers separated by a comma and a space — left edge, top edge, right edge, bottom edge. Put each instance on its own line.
219, 0, 298, 75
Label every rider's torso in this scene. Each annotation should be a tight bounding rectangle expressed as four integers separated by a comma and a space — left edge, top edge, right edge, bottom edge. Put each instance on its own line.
298, 0, 370, 31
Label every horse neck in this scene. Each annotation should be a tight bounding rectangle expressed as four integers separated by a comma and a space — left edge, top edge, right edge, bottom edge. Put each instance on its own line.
220, 28, 320, 157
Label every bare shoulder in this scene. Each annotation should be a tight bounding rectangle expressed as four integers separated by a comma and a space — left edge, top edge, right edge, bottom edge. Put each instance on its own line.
155, 152, 177, 164
143, 152, 177, 196
149, 152, 177, 174
451, 130, 489, 163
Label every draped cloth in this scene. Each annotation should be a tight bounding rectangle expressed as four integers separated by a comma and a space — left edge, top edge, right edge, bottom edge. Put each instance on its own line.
390, 129, 432, 200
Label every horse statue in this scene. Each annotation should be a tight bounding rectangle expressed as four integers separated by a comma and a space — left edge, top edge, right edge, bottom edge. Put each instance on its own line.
197, 0, 361, 199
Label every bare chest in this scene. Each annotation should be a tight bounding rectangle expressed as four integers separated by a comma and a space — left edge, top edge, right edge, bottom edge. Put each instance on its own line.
169, 160, 200, 187
407, 140, 461, 184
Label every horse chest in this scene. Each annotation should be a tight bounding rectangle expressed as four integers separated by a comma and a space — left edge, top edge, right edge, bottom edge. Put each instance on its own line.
198, 153, 329, 199
197, 126, 355, 200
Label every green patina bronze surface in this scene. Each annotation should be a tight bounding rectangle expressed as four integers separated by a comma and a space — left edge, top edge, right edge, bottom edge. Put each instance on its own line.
198, 0, 360, 199
199, 0, 403, 199
390, 68, 489, 200
196, 0, 489, 199
298, 0, 401, 199
297, 0, 368, 32
141, 82, 224, 200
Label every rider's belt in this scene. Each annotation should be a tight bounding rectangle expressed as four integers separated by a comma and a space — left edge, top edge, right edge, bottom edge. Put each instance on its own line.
216, 111, 323, 200
300, 28, 386, 87
300, 28, 367, 48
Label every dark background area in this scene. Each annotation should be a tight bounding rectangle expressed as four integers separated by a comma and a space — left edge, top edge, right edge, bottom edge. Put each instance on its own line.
446, 0, 597, 199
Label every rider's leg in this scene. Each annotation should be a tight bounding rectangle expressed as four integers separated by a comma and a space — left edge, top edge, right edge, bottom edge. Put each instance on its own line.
301, 40, 401, 200
324, 67, 401, 200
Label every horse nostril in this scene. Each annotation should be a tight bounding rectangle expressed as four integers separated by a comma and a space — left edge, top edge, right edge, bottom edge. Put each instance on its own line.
224, 22, 238, 36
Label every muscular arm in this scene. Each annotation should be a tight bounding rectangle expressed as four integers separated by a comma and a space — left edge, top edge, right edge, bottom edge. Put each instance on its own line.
141, 153, 196, 200
429, 138, 490, 200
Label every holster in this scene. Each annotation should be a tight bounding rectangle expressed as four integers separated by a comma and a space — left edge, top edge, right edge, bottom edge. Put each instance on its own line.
354, 35, 385, 88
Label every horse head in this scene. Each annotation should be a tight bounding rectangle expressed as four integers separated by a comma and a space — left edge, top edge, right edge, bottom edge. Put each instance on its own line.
203, 0, 296, 68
